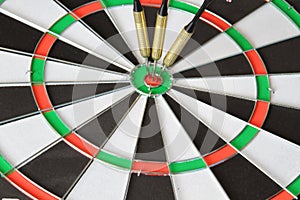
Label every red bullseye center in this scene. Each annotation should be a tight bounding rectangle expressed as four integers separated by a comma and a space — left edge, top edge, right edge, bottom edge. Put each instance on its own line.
144, 74, 163, 88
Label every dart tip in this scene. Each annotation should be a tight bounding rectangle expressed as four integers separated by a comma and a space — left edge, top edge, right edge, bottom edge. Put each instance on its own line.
152, 61, 157, 79
145, 58, 150, 74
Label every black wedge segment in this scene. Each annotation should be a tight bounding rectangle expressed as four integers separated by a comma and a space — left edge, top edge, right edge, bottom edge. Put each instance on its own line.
208, 0, 265, 24
82, 11, 139, 65
164, 93, 226, 155
135, 98, 167, 161
262, 104, 300, 145
172, 86, 255, 122
46, 83, 130, 106
0, 13, 43, 53
257, 36, 300, 73
18, 141, 90, 197
211, 154, 282, 200
48, 40, 127, 73
126, 174, 175, 200
144, 6, 161, 40
76, 92, 139, 147
0, 87, 37, 122
173, 53, 253, 78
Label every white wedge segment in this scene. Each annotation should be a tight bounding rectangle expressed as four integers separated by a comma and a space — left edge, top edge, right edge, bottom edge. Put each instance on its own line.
0, 114, 59, 166
66, 160, 130, 200
106, 6, 144, 63
174, 75, 257, 100
56, 87, 134, 129
165, 9, 191, 34
171, 33, 242, 73
233, 3, 300, 49
103, 96, 147, 159
155, 96, 200, 162
167, 89, 247, 142
172, 169, 229, 200
269, 73, 300, 109
1, 0, 66, 29
242, 130, 300, 187
0, 51, 31, 84
44, 60, 129, 83
61, 22, 134, 71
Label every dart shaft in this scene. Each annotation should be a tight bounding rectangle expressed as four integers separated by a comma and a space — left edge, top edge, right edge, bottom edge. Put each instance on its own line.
133, 10, 150, 58
152, 14, 168, 61
163, 28, 193, 67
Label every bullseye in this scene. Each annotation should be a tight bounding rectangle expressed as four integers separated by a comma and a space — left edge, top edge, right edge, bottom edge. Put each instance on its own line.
130, 64, 172, 97
144, 74, 162, 88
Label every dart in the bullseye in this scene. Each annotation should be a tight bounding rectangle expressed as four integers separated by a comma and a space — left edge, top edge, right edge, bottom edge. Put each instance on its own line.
133, 0, 232, 92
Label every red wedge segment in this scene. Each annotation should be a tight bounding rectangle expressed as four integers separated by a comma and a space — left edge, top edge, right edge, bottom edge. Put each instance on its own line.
141, 0, 162, 7
270, 190, 294, 200
204, 145, 237, 166
249, 101, 269, 128
65, 133, 98, 157
132, 161, 169, 175
245, 50, 267, 75
32, 84, 52, 111
202, 11, 231, 31
72, 2, 103, 19
35, 33, 57, 57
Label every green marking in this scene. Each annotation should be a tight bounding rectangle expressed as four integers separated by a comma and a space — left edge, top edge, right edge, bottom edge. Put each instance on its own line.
0, 155, 13, 175
0, 0, 4, 4
272, 0, 300, 28
131, 65, 172, 96
97, 151, 132, 169
43, 110, 71, 136
287, 176, 300, 196
230, 125, 259, 150
31, 58, 45, 83
169, 0, 198, 14
256, 76, 271, 101
225, 27, 253, 51
169, 158, 206, 173
100, 0, 132, 7
49, 14, 76, 35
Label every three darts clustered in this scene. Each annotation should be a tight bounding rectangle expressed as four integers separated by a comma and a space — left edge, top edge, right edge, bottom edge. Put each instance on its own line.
133, 0, 231, 86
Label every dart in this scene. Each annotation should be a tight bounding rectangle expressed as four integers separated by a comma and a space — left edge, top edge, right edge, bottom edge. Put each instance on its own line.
133, 0, 151, 72
163, 0, 230, 68
151, 0, 169, 78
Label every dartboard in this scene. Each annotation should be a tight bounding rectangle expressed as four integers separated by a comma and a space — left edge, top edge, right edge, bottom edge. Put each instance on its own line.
0, 0, 300, 199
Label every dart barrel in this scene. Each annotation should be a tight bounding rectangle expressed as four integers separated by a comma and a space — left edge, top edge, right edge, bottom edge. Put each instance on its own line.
152, 14, 168, 61
133, 10, 150, 58
163, 29, 193, 67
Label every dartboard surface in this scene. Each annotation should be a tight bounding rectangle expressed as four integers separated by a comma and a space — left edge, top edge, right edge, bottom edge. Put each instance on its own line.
0, 0, 300, 199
